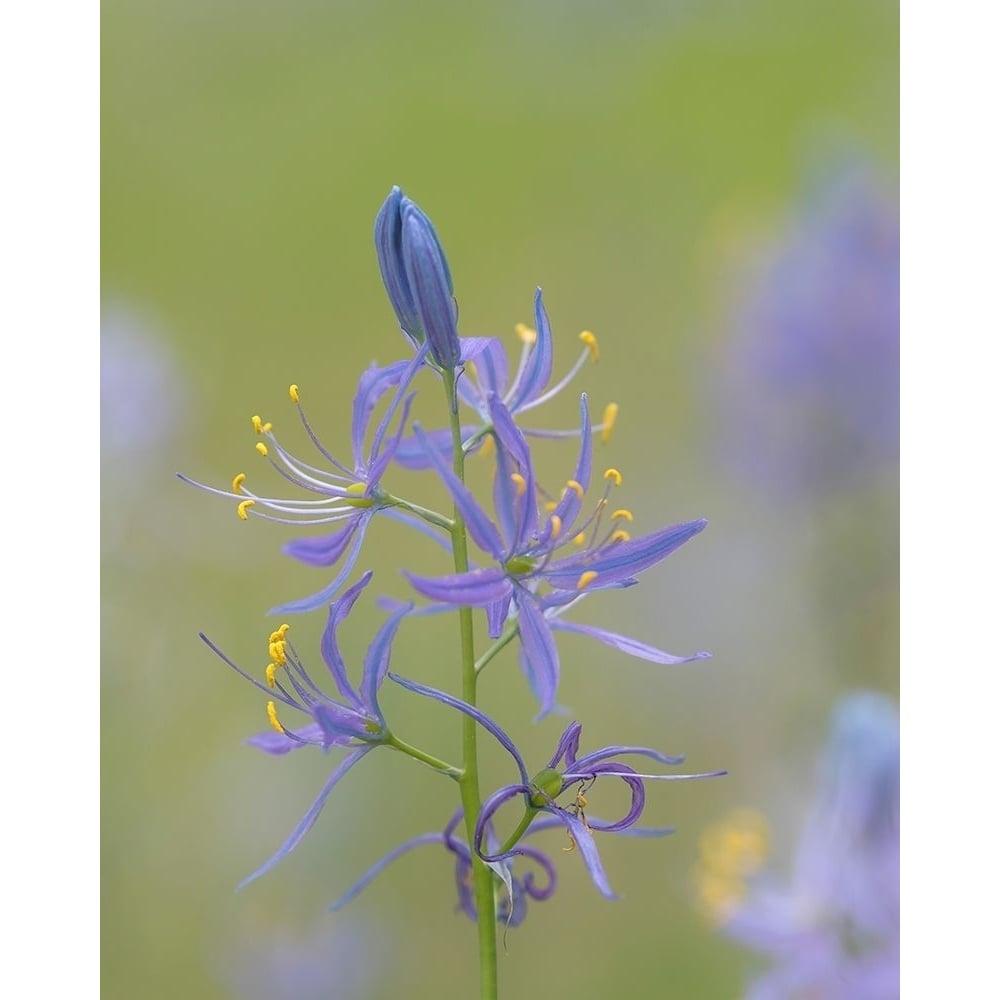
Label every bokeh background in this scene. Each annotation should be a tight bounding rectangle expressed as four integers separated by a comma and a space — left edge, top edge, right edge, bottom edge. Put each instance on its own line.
102, 1, 898, 997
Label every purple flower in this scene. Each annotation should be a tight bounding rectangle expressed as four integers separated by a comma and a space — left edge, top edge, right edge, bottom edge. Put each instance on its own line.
374, 186, 461, 369
199, 573, 412, 888
391, 672, 723, 901
404, 392, 709, 716
704, 692, 899, 999
328, 807, 559, 928
181, 348, 429, 615
393, 288, 616, 470
719, 164, 899, 498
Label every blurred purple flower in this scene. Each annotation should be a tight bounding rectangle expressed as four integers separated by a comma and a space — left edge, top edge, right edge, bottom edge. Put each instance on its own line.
405, 392, 709, 716
200, 573, 414, 889
720, 165, 899, 497
708, 692, 899, 999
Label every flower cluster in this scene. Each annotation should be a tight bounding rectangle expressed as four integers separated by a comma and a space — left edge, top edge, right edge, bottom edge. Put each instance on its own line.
186, 187, 721, 961
697, 692, 899, 998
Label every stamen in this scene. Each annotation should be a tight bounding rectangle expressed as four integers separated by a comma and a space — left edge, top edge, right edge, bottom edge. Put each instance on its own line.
289, 384, 300, 403
578, 330, 599, 362
510, 473, 527, 496
478, 435, 495, 458
251, 415, 272, 435
610, 529, 631, 543
268, 624, 291, 644
549, 515, 562, 539
255, 442, 269, 457
572, 532, 586, 547
603, 468, 623, 487
544, 500, 558, 513
564, 479, 585, 499
515, 322, 537, 345
237, 499, 255, 521
601, 403, 619, 444
266, 701, 286, 734
576, 570, 598, 589
265, 663, 278, 689
611, 508, 634, 521
276, 623, 290, 638
563, 831, 577, 853
269, 640, 287, 665
232, 472, 247, 494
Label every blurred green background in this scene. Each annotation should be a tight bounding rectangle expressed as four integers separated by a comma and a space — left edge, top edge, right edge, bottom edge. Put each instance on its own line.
102, 1, 898, 997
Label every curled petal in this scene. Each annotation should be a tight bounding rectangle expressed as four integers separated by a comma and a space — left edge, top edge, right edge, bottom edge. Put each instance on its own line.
474, 784, 532, 862
562, 762, 646, 833
390, 673, 528, 783
328, 832, 445, 912
547, 722, 584, 770
549, 619, 712, 666
237, 746, 375, 890
572, 743, 687, 770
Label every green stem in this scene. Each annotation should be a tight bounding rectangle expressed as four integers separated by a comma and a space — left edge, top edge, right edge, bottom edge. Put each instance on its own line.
381, 494, 454, 532
497, 807, 538, 857
475, 624, 520, 676
443, 367, 499, 1000
386, 733, 462, 779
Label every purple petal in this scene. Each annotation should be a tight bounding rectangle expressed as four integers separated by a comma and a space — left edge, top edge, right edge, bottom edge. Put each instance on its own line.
313, 702, 373, 744
548, 394, 592, 534
547, 722, 584, 769
404, 567, 513, 607
367, 348, 427, 469
328, 832, 446, 912
560, 762, 646, 833
269, 514, 375, 616
283, 516, 363, 568
319, 571, 373, 708
359, 602, 411, 717
516, 596, 561, 720
573, 743, 687, 770
506, 288, 554, 412
559, 810, 618, 900
487, 394, 538, 552
474, 784, 531, 862
374, 186, 420, 345
350, 359, 411, 469
389, 673, 528, 782
381, 507, 454, 554
545, 518, 708, 589
412, 424, 505, 558
485, 592, 513, 638
461, 336, 508, 400
245, 722, 326, 755
237, 746, 375, 890
458, 336, 494, 363
549, 618, 712, 666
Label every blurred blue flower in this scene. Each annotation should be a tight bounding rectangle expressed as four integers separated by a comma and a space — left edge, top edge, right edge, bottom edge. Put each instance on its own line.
720, 165, 899, 498
702, 692, 899, 999
200, 573, 413, 888
404, 392, 709, 716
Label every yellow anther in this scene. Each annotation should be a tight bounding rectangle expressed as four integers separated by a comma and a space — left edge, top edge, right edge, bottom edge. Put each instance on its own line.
237, 499, 255, 521
232, 472, 247, 494
269, 640, 287, 665
563, 832, 577, 853
601, 403, 619, 444
576, 570, 598, 590
572, 532, 587, 547
274, 623, 290, 639
579, 330, 599, 362
289, 384, 300, 403
603, 468, 623, 487
510, 473, 527, 497
549, 515, 562, 539
611, 508, 634, 522
265, 663, 278, 689
544, 500, 558, 513
266, 701, 286, 735
610, 529, 631, 543
251, 415, 264, 434
515, 322, 537, 345
255, 442, 269, 457
564, 479, 585, 500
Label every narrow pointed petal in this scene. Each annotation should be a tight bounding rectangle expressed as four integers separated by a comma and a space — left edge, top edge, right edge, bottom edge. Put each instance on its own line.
237, 746, 374, 890
507, 288, 554, 412
573, 744, 687, 770
283, 516, 362, 568
389, 673, 528, 782
313, 702, 373, 744
485, 592, 512, 638
487, 394, 538, 551
328, 833, 445, 911
412, 424, 505, 558
458, 337, 493, 363
404, 567, 512, 607
368, 347, 427, 468
245, 722, 326, 755
560, 811, 618, 900
549, 619, 712, 666
381, 508, 454, 554
367, 391, 416, 485
516, 596, 561, 720
319, 571, 373, 707
549, 394, 592, 533
547, 722, 584, 769
270, 514, 375, 616
460, 337, 508, 399
391, 426, 459, 470
350, 359, 412, 469
360, 602, 412, 717
402, 205, 460, 368
545, 518, 708, 589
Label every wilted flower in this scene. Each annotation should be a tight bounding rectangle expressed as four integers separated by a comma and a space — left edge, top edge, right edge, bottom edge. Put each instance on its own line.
405, 392, 709, 716
702, 692, 899, 999
200, 573, 413, 887
375, 186, 461, 369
